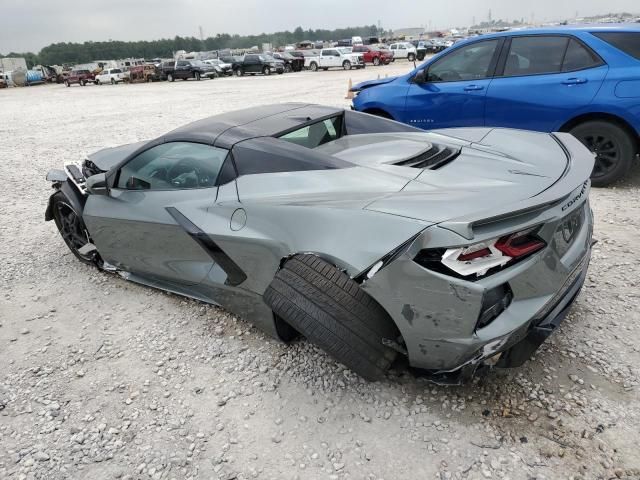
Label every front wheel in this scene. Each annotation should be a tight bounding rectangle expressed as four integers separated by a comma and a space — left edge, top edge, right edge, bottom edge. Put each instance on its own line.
51, 192, 97, 266
235, 68, 243, 77
95, 79, 101, 85
264, 254, 399, 381
570, 120, 636, 187
284, 64, 292, 73
373, 57, 380, 66
65, 80, 70, 87
263, 66, 271, 76
309, 62, 318, 72
408, 53, 416, 62
342, 60, 352, 70
110, 78, 115, 85
194, 71, 201, 81
167, 73, 174, 82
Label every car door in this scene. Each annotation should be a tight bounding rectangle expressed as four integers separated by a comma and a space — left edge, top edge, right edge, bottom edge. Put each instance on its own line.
402, 38, 502, 129
175, 61, 191, 79
83, 142, 229, 286
484, 35, 608, 132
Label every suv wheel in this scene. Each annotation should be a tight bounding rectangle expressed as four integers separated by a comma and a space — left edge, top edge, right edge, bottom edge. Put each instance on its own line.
373, 57, 380, 66
235, 68, 243, 77
284, 64, 292, 73
264, 254, 399, 381
342, 60, 352, 70
167, 73, 174, 82
570, 120, 636, 187
263, 66, 271, 76
408, 53, 416, 62
309, 62, 318, 72
110, 78, 115, 85
194, 71, 201, 81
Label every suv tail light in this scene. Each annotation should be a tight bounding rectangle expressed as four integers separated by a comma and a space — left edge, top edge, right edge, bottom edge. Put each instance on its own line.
414, 228, 546, 280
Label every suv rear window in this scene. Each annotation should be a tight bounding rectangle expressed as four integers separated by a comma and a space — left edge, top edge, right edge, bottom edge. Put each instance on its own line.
592, 32, 640, 60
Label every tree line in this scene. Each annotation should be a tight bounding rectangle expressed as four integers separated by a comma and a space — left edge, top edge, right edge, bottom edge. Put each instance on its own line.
1, 25, 380, 67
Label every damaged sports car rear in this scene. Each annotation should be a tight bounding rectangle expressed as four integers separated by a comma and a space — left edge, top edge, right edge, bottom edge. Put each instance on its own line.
45, 103, 594, 382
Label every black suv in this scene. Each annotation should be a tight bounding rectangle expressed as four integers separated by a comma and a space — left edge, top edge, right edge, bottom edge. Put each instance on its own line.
233, 54, 285, 76
161, 60, 219, 82
271, 52, 304, 72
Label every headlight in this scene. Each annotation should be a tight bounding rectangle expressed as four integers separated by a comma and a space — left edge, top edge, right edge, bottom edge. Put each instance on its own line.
414, 227, 546, 279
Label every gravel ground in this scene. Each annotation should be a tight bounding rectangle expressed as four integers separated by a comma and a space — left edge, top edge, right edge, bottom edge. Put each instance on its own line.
1, 61, 639, 480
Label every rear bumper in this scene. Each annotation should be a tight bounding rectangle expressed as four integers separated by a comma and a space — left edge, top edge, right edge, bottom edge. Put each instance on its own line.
361, 195, 594, 380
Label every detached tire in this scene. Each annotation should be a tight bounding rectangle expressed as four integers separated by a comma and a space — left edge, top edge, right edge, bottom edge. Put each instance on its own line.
264, 254, 398, 380
570, 120, 635, 187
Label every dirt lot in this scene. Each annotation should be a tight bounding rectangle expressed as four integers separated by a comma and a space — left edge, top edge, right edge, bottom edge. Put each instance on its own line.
1, 62, 639, 480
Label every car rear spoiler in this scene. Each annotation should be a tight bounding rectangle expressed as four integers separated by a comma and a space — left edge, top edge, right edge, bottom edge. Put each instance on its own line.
437, 133, 594, 240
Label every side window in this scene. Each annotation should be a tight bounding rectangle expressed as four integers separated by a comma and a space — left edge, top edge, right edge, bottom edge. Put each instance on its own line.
592, 32, 640, 60
427, 39, 500, 82
279, 116, 344, 149
562, 39, 602, 71
117, 142, 228, 190
503, 36, 568, 77
177, 61, 189, 67
390, 44, 397, 50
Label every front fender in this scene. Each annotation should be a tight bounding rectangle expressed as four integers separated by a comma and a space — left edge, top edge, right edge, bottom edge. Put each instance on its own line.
45, 180, 86, 221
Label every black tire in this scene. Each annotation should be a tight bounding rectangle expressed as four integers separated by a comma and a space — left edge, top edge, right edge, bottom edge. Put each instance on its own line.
309, 62, 318, 72
408, 53, 416, 62
373, 56, 380, 66
284, 64, 292, 73
235, 68, 243, 77
570, 120, 635, 187
95, 79, 101, 85
343, 60, 352, 70
65, 80, 70, 87
263, 254, 399, 381
263, 66, 271, 76
417, 53, 425, 61
51, 192, 97, 266
194, 71, 201, 81
110, 78, 115, 85
168, 73, 174, 82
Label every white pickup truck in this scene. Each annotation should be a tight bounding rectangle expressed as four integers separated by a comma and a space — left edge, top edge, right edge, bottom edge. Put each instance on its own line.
95, 68, 126, 85
305, 48, 365, 71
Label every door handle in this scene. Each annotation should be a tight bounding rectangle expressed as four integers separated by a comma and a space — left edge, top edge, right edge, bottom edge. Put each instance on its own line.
464, 85, 484, 91
562, 78, 588, 85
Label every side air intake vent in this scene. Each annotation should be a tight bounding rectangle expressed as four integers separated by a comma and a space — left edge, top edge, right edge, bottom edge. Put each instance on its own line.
394, 144, 460, 170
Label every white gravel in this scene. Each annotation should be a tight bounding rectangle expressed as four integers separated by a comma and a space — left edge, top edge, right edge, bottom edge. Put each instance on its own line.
1, 62, 639, 480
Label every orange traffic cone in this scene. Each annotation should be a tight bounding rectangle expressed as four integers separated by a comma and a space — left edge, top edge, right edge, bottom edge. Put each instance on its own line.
345, 78, 354, 99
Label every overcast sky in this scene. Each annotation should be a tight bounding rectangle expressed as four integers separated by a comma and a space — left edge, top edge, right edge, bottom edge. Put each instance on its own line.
1, 0, 638, 53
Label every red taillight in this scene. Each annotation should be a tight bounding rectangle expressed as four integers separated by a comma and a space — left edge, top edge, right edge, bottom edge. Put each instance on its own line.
457, 247, 491, 262
495, 233, 545, 258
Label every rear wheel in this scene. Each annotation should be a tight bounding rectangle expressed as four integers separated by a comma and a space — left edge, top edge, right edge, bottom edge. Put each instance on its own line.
263, 66, 271, 76
284, 64, 292, 73
194, 71, 201, 81
235, 68, 243, 77
408, 53, 416, 62
309, 62, 318, 72
110, 78, 115, 85
263, 254, 399, 381
343, 60, 352, 70
51, 192, 96, 265
168, 73, 174, 82
570, 120, 635, 187
373, 56, 380, 66
65, 80, 70, 87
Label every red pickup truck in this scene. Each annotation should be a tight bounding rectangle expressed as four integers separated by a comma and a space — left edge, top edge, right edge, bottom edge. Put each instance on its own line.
64, 69, 96, 87
352, 45, 393, 66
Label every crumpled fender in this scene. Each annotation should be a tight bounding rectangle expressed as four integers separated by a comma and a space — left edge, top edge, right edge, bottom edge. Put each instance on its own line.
45, 179, 86, 221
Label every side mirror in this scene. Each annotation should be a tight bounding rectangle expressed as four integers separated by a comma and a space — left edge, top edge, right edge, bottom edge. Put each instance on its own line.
86, 173, 108, 196
413, 69, 428, 84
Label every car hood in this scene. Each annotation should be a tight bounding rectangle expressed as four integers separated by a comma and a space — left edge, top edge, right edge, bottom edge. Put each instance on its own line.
86, 141, 147, 171
351, 75, 398, 92
317, 129, 574, 224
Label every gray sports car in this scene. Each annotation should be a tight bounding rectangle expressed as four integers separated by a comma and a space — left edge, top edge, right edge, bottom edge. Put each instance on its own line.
45, 103, 594, 383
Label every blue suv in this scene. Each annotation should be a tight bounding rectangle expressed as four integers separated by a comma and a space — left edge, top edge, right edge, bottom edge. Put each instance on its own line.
352, 25, 640, 186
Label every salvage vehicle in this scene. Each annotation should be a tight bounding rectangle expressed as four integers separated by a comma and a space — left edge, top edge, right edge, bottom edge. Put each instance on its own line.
128, 64, 161, 83
270, 52, 304, 72
306, 48, 365, 71
64, 69, 96, 87
352, 24, 640, 186
352, 45, 394, 66
204, 59, 233, 76
233, 54, 284, 76
388, 42, 418, 62
45, 103, 594, 383
162, 60, 219, 82
95, 68, 125, 85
